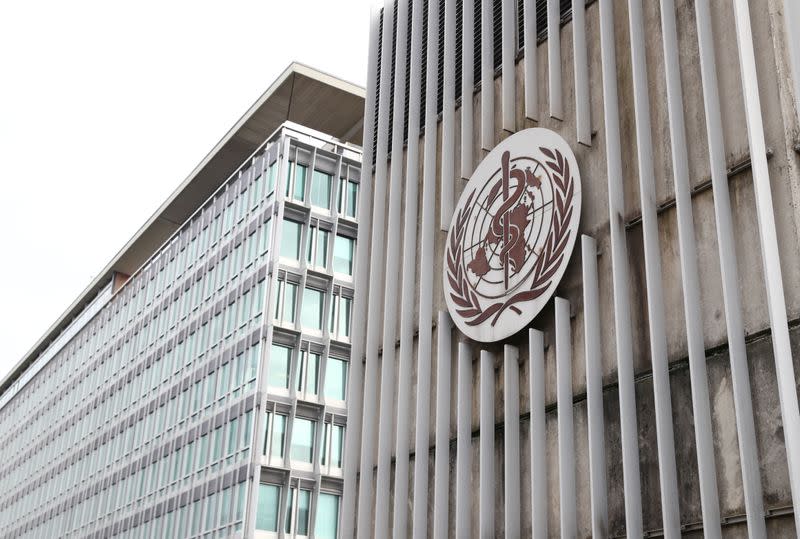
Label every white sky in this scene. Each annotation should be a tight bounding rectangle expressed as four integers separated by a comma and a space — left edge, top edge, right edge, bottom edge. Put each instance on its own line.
0, 0, 372, 380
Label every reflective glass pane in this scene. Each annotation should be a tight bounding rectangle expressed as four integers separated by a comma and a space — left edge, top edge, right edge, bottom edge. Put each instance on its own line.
280, 219, 302, 260
256, 484, 280, 531
301, 288, 324, 331
285, 488, 294, 533
290, 418, 315, 462
339, 297, 351, 337
310, 170, 332, 209
314, 493, 340, 539
293, 164, 307, 200
297, 490, 311, 535
316, 229, 329, 267
268, 345, 291, 389
324, 358, 347, 401
271, 414, 286, 457
333, 235, 354, 276
283, 283, 297, 323
331, 425, 344, 467
347, 181, 358, 218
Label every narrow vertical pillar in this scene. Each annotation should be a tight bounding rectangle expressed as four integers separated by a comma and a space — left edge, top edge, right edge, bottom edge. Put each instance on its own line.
556, 297, 576, 538
441, 0, 456, 229
413, 1, 442, 537
395, 0, 424, 536
341, 5, 380, 537
694, 0, 765, 534
374, 0, 410, 534
547, 0, 562, 119
504, 345, 521, 538
627, 1, 680, 535
355, 1, 396, 535
501, 0, 516, 132
461, 0, 475, 178
479, 350, 494, 538
456, 341, 473, 539
659, 1, 721, 535
733, 1, 800, 529
572, 0, 590, 144
581, 235, 608, 537
598, 0, 643, 534
433, 311, 452, 539
529, 329, 547, 539
481, 0, 494, 150
523, 0, 538, 121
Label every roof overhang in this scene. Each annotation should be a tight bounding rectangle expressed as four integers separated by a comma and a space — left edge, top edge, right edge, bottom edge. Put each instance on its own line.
1, 62, 365, 399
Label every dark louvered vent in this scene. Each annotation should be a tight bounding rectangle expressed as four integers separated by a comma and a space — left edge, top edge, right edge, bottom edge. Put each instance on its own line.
419, 0, 429, 123
387, 0, 399, 154
455, 0, 464, 102
372, 9, 383, 165
376, 0, 582, 152
492, 0, 502, 69
403, 0, 413, 141
436, 0, 445, 114
473, 0, 481, 84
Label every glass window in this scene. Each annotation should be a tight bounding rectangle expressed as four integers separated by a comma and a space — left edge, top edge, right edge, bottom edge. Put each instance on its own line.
338, 297, 352, 338
293, 164, 308, 201
301, 288, 324, 331
296, 350, 320, 395
281, 219, 302, 260
290, 418, 316, 463
264, 412, 286, 457
324, 358, 348, 401
297, 489, 311, 535
310, 170, 332, 209
256, 484, 280, 532
307, 228, 329, 268
346, 180, 358, 218
267, 163, 278, 193
333, 235, 355, 276
268, 345, 291, 389
322, 423, 345, 468
314, 493, 340, 539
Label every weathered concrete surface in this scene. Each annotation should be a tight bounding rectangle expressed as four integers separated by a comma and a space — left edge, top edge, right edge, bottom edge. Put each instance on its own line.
360, 0, 800, 535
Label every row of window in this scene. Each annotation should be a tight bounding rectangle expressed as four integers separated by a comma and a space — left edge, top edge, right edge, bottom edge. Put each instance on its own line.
0, 138, 274, 453
280, 218, 355, 276
0, 275, 265, 509
262, 412, 344, 471
283, 161, 359, 220
256, 485, 339, 539
267, 345, 348, 401
273, 279, 353, 340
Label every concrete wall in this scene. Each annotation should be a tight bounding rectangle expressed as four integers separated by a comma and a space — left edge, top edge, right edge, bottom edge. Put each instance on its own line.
352, 0, 800, 536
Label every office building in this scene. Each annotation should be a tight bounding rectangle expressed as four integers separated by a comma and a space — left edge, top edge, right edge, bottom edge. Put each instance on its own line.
0, 63, 364, 539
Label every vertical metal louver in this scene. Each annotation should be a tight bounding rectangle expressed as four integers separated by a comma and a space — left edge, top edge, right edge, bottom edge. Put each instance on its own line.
403, 0, 413, 141
492, 0, 502, 69
374, 0, 580, 149
436, 0, 445, 114
473, 0, 481, 85
372, 9, 384, 165
455, 0, 464, 102
387, 0, 399, 154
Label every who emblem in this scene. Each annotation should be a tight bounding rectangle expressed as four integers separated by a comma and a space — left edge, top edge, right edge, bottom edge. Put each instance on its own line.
444, 128, 582, 342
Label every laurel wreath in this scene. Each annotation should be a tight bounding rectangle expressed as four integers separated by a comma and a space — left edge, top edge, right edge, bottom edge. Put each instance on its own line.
446, 146, 575, 327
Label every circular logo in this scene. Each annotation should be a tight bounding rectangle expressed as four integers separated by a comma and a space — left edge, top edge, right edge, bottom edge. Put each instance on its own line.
444, 128, 582, 342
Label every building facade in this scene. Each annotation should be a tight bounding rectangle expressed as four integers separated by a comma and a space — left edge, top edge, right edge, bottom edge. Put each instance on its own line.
0, 65, 364, 539
343, 0, 800, 537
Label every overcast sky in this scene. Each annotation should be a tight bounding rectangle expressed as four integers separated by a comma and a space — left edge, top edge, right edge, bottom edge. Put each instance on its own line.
0, 0, 372, 380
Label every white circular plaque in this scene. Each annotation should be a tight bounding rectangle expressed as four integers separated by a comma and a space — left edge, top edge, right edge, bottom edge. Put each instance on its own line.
443, 128, 582, 342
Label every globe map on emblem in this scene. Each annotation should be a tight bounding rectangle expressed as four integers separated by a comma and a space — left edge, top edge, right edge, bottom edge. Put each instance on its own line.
444, 128, 582, 343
